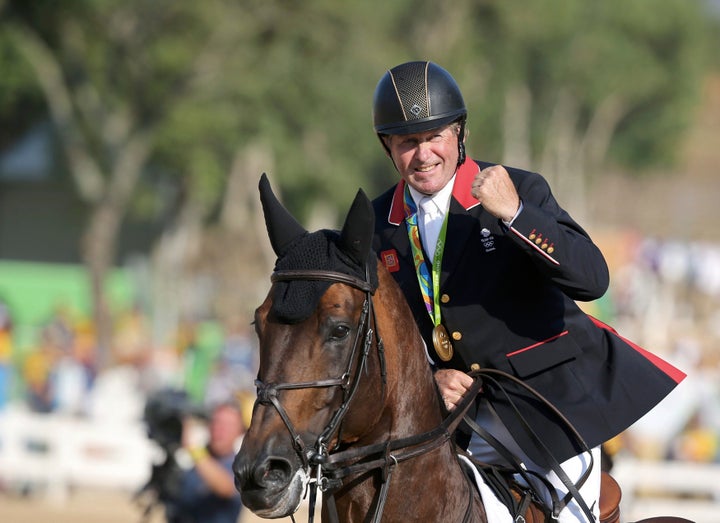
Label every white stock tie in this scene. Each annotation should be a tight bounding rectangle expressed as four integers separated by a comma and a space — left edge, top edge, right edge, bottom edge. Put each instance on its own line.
419, 197, 443, 257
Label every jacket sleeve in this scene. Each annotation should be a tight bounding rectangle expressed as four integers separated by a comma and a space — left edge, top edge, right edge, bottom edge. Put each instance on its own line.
504, 169, 609, 301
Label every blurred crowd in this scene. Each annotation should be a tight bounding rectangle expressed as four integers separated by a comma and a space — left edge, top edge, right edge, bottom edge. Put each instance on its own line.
595, 233, 720, 465
0, 299, 259, 425
0, 232, 719, 464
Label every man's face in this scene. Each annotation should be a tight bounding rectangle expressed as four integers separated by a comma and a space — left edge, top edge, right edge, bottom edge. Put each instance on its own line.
209, 405, 244, 455
385, 124, 460, 195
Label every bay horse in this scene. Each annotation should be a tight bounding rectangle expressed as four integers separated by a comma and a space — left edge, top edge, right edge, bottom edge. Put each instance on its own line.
233, 174, 686, 523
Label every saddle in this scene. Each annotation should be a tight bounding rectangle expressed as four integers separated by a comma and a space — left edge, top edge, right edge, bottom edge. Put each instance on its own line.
512, 473, 620, 523
599, 472, 621, 523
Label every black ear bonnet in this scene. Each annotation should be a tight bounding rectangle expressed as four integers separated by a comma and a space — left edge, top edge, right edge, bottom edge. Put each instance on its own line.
259, 173, 378, 323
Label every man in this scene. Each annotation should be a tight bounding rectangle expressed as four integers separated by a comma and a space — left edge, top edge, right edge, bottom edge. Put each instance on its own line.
166, 402, 245, 523
370, 60, 685, 522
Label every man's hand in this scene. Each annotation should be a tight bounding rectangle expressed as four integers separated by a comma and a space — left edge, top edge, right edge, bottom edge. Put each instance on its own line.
470, 165, 520, 222
182, 416, 208, 451
434, 368, 475, 411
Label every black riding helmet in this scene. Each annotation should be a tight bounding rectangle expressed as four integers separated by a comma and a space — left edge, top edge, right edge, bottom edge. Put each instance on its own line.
373, 61, 467, 165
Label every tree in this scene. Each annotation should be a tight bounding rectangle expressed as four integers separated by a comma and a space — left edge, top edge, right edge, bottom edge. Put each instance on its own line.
470, 0, 710, 220
1, 1, 250, 367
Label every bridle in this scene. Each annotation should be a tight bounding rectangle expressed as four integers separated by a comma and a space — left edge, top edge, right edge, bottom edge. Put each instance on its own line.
254, 268, 386, 522
254, 268, 481, 523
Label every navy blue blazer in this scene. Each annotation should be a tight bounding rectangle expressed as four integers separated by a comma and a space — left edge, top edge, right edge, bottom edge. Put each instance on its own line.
371, 157, 685, 464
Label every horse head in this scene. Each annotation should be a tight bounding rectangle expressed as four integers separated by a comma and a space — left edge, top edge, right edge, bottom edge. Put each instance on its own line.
234, 174, 401, 518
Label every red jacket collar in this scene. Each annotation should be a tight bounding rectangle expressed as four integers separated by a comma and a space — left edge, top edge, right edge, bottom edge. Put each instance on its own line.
387, 157, 481, 225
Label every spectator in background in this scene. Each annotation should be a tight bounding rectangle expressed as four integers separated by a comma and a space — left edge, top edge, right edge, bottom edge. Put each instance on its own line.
0, 298, 13, 410
164, 402, 245, 523
22, 327, 56, 413
203, 355, 239, 409
114, 302, 151, 365
204, 321, 258, 408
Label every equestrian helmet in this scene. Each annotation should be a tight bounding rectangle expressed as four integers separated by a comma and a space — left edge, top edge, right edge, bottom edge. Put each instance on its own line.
373, 61, 467, 135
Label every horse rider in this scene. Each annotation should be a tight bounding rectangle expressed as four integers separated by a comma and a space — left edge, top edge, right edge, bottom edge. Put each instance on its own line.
369, 60, 685, 522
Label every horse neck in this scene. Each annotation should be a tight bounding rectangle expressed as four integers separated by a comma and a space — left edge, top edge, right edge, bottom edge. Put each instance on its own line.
374, 268, 447, 437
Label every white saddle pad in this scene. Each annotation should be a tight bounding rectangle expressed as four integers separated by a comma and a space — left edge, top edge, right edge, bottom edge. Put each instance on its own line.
457, 454, 513, 523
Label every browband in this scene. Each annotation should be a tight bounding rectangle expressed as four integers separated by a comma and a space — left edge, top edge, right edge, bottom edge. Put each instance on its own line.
272, 270, 375, 293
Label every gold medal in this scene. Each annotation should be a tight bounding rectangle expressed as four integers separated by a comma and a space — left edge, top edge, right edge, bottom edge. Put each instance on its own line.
432, 324, 453, 362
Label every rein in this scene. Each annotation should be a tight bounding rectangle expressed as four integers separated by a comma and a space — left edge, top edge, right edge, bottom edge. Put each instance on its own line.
321, 373, 482, 481
318, 372, 484, 523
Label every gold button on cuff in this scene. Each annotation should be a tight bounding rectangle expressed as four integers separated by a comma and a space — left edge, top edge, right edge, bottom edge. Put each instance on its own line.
441, 294, 450, 304
529, 233, 536, 240
470, 363, 481, 372
547, 247, 555, 253
535, 237, 542, 245
452, 331, 462, 341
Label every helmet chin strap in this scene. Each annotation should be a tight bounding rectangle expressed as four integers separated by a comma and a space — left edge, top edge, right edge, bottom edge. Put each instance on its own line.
377, 134, 398, 171
457, 118, 467, 167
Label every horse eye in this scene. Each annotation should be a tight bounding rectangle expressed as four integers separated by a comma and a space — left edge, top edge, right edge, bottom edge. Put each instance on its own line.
329, 324, 350, 341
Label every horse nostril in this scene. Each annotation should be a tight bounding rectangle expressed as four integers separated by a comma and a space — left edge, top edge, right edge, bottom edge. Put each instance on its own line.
253, 456, 293, 489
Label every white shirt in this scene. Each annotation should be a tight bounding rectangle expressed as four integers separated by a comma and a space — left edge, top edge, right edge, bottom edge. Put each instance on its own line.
408, 177, 455, 257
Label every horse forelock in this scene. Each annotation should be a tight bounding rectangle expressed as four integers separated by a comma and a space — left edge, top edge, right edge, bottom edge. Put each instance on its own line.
270, 229, 378, 324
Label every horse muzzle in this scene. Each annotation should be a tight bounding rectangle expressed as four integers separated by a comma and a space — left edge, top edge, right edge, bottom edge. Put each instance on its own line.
233, 442, 309, 518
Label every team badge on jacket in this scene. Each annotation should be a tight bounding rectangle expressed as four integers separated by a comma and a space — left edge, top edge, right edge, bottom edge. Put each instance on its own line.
480, 228, 496, 253
380, 249, 400, 272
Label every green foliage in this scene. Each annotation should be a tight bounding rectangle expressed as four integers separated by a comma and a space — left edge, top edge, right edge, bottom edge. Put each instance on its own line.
462, 0, 713, 169
0, 31, 44, 148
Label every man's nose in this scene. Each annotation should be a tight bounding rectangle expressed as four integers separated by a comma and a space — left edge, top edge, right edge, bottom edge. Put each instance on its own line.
414, 142, 433, 161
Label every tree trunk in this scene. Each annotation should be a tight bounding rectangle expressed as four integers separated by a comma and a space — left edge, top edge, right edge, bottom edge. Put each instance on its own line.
81, 203, 122, 370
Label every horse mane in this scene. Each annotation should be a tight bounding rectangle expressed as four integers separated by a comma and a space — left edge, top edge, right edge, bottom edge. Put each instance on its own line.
371, 263, 447, 436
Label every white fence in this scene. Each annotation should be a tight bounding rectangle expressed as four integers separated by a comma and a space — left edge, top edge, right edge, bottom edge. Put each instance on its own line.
0, 405, 156, 502
613, 456, 720, 523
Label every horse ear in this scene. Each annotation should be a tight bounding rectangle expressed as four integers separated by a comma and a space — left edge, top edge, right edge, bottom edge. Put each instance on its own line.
259, 173, 307, 257
339, 189, 375, 266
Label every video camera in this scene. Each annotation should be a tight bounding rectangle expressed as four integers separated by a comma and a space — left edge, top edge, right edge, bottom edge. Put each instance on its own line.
136, 389, 208, 522
143, 388, 207, 452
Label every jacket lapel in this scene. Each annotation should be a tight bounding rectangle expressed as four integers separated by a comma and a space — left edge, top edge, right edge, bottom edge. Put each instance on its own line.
381, 182, 412, 269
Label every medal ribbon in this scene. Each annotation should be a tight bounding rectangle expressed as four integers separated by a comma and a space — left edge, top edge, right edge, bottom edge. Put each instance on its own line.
403, 185, 449, 326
